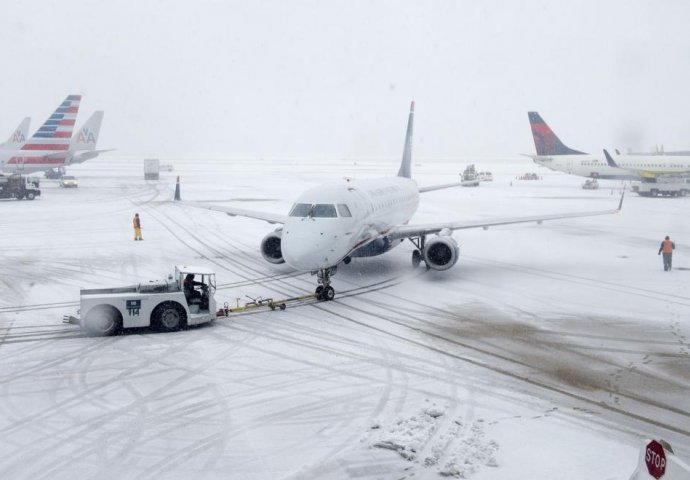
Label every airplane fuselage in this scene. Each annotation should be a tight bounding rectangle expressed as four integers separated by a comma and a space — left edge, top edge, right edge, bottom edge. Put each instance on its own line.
532, 154, 690, 180
281, 177, 420, 271
0, 150, 69, 174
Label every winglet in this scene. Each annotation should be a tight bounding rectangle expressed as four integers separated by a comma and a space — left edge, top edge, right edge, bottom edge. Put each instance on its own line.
397, 101, 414, 178
603, 149, 620, 168
528, 111, 587, 156
174, 176, 181, 201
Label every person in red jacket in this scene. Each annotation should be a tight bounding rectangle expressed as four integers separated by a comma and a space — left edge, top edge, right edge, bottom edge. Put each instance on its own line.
658, 235, 675, 271
133, 213, 143, 241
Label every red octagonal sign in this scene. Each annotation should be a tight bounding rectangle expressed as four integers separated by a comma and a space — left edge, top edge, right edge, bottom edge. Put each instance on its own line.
645, 440, 667, 479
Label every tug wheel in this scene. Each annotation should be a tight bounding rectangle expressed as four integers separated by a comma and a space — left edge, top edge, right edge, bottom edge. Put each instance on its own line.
83, 305, 121, 336
152, 301, 187, 332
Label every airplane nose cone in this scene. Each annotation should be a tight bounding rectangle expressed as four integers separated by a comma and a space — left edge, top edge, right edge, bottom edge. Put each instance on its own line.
282, 221, 349, 270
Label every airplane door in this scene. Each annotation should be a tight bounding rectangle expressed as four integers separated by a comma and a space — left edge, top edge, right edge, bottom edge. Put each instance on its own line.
16, 157, 24, 172
566, 158, 573, 174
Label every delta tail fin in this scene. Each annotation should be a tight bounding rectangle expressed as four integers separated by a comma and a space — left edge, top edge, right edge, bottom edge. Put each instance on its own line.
528, 112, 587, 156
21, 95, 81, 152
0, 117, 31, 149
397, 101, 414, 178
70, 111, 103, 151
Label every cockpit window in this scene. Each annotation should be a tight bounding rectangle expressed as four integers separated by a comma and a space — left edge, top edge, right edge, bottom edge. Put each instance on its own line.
289, 203, 312, 217
337, 204, 352, 217
312, 204, 337, 218
289, 203, 338, 218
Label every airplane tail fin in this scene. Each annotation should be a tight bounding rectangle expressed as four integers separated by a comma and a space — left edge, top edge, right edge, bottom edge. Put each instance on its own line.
397, 101, 414, 178
21, 95, 81, 152
528, 111, 586, 156
0, 117, 30, 149
70, 111, 103, 151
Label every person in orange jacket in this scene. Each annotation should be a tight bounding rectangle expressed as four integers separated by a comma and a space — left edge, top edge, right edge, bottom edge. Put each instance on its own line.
133, 213, 143, 241
658, 235, 675, 271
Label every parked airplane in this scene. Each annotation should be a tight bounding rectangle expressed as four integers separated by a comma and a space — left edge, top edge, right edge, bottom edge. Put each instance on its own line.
0, 118, 31, 149
66, 110, 109, 165
177, 103, 624, 300
526, 112, 639, 180
604, 149, 690, 179
0, 96, 109, 174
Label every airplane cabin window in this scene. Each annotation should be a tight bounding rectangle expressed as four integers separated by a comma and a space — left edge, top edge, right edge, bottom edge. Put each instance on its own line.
337, 204, 352, 217
289, 203, 312, 217
312, 204, 337, 217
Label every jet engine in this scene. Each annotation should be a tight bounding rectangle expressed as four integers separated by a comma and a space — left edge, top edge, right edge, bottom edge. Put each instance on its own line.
260, 229, 285, 264
423, 234, 459, 271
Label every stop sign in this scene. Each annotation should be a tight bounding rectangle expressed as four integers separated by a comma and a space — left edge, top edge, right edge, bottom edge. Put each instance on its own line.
645, 440, 667, 479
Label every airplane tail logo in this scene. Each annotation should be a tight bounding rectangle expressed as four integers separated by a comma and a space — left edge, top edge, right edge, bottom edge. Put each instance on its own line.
22, 95, 81, 151
71, 111, 104, 151
528, 112, 586, 156
1, 117, 30, 149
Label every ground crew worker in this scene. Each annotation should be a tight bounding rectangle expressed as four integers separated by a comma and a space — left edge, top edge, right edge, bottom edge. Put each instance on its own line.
133, 213, 143, 241
658, 235, 675, 271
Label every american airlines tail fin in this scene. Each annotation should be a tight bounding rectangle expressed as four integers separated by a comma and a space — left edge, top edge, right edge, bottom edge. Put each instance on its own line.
70, 111, 103, 151
397, 101, 414, 178
0, 117, 30, 149
22, 95, 81, 152
528, 111, 587, 156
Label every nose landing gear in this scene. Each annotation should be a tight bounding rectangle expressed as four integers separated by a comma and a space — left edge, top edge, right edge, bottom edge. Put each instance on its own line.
315, 267, 336, 300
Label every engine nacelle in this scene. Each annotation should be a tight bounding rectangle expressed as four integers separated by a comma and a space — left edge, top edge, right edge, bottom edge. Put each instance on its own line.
423, 235, 459, 271
260, 229, 285, 264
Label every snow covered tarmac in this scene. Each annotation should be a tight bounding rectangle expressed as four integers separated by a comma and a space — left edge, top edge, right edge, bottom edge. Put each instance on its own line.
1, 157, 688, 479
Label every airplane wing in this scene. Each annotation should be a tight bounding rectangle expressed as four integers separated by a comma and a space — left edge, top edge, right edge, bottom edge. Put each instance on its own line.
388, 192, 624, 240
418, 181, 464, 193
179, 201, 287, 225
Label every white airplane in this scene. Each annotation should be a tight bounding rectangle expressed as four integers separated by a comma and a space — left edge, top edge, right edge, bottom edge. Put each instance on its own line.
0, 117, 31, 149
0, 96, 110, 174
525, 112, 690, 180
177, 102, 624, 300
603, 148, 690, 180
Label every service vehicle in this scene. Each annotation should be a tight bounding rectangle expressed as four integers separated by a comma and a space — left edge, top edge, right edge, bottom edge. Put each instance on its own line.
582, 178, 599, 190
71, 266, 217, 336
632, 176, 690, 197
460, 164, 480, 186
144, 158, 160, 180
59, 175, 78, 188
478, 171, 493, 181
0, 174, 41, 200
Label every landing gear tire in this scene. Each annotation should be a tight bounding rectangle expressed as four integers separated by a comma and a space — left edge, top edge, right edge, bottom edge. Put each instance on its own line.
322, 286, 335, 301
315, 285, 324, 296
83, 305, 121, 336
153, 301, 186, 332
412, 249, 422, 268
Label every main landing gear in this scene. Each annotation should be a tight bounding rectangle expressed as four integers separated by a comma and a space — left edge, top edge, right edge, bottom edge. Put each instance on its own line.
408, 236, 429, 269
315, 267, 336, 301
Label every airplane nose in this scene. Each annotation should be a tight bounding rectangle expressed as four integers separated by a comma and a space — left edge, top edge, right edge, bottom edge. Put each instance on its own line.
282, 223, 349, 270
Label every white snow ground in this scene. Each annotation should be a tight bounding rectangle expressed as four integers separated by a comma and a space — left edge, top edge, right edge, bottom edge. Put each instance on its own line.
0, 156, 688, 480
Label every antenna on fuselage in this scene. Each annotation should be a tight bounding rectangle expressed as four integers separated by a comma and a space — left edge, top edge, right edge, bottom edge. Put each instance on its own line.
397, 101, 414, 179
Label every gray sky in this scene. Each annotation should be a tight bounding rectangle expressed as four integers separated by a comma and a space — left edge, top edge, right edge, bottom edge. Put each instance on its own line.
2, 0, 690, 158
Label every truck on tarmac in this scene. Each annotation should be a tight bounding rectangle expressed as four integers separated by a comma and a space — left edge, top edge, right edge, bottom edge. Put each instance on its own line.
0, 174, 41, 200
632, 176, 690, 197
144, 158, 160, 180
74, 266, 217, 336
